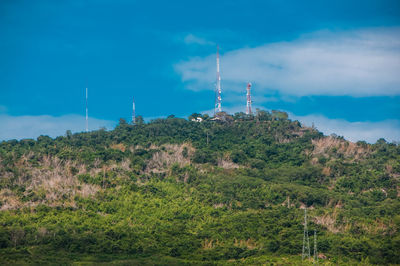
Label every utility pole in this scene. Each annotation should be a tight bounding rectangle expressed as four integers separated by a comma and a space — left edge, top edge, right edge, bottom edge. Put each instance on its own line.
314, 230, 318, 265
302, 208, 311, 261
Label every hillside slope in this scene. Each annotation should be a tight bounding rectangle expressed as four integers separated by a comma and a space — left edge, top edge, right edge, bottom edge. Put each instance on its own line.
0, 110, 399, 265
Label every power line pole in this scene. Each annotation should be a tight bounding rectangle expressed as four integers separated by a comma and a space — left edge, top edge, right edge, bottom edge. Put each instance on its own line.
302, 208, 311, 261
314, 230, 318, 265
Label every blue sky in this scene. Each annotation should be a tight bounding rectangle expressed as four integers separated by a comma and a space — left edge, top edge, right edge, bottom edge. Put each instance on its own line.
0, 0, 399, 142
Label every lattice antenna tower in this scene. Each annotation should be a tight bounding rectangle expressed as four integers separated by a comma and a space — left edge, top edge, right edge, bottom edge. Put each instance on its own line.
246, 82, 252, 115
314, 230, 318, 264
214, 45, 222, 115
302, 208, 311, 260
85, 87, 88, 132
132, 96, 136, 124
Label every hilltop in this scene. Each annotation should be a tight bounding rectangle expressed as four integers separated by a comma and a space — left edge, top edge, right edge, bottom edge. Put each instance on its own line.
0, 110, 399, 265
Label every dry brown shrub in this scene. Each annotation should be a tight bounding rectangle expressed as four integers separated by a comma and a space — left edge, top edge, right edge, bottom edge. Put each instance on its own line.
1, 153, 99, 209
312, 136, 371, 161
314, 213, 342, 233
78, 183, 99, 198
314, 203, 346, 234
0, 189, 21, 210
110, 143, 126, 152
202, 238, 214, 249
385, 164, 393, 174
234, 238, 258, 249
322, 167, 331, 176
359, 219, 392, 235
213, 203, 225, 209
217, 158, 239, 169
145, 143, 194, 173
120, 158, 131, 171
37, 227, 48, 238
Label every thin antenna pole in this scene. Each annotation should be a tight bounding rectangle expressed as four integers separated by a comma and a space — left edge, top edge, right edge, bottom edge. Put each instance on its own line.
132, 96, 136, 124
302, 208, 311, 261
85, 87, 88, 132
214, 45, 222, 115
246, 82, 252, 115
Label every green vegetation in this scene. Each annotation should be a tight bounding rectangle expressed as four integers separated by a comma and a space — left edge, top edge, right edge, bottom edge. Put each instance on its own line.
0, 110, 399, 265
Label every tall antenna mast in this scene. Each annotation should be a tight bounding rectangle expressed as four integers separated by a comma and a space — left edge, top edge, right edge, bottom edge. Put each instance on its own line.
214, 45, 222, 115
302, 208, 311, 261
132, 96, 136, 124
246, 82, 252, 115
85, 87, 88, 132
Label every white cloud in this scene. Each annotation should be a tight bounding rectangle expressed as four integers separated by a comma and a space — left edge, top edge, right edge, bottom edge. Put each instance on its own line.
0, 114, 116, 141
175, 28, 400, 97
290, 113, 400, 143
183, 34, 215, 46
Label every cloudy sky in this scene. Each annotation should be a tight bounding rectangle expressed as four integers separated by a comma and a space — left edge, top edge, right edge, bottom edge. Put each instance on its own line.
0, 0, 399, 143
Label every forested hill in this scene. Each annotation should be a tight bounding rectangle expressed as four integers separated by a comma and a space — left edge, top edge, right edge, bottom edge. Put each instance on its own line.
0, 110, 399, 265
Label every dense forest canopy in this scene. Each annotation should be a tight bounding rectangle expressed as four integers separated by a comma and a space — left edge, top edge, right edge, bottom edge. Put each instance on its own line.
0, 110, 399, 264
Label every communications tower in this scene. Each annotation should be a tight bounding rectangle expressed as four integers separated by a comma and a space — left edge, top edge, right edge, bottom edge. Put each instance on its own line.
246, 82, 252, 115
132, 96, 136, 124
214, 45, 222, 115
85, 87, 88, 132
